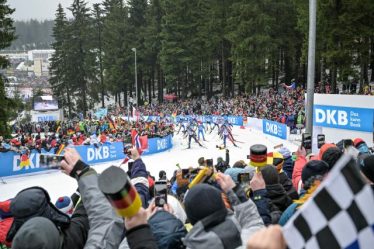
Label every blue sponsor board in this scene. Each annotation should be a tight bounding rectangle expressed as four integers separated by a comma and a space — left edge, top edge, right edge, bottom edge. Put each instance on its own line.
94, 108, 108, 119
37, 115, 58, 122
313, 105, 374, 132
75, 142, 124, 165
262, 119, 288, 140
146, 116, 161, 122
143, 135, 173, 155
0, 142, 125, 178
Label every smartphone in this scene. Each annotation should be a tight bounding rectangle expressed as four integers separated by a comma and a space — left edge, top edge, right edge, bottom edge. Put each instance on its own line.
181, 169, 190, 179
238, 173, 250, 185
123, 143, 133, 156
39, 154, 64, 169
317, 134, 325, 149
302, 133, 312, 150
206, 159, 213, 167
343, 139, 353, 149
154, 181, 168, 207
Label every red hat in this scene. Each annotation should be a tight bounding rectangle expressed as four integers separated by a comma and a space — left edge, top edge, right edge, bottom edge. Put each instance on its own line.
353, 138, 365, 147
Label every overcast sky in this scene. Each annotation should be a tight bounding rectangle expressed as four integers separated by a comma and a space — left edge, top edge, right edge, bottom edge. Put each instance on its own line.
8, 0, 103, 21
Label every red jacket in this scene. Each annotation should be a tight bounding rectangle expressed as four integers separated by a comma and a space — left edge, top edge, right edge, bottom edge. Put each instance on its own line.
292, 155, 307, 193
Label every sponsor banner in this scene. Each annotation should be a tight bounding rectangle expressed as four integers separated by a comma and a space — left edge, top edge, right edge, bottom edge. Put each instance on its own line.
0, 142, 125, 178
0, 136, 174, 177
94, 108, 108, 119
31, 110, 62, 122
246, 117, 263, 132
262, 119, 288, 140
143, 134, 173, 155
146, 116, 161, 122
75, 142, 124, 165
313, 105, 373, 132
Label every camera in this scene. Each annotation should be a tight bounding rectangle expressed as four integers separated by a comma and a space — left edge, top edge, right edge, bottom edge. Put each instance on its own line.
302, 133, 312, 150
123, 143, 133, 156
154, 181, 168, 207
39, 154, 65, 169
205, 159, 213, 167
238, 173, 250, 185
317, 134, 325, 149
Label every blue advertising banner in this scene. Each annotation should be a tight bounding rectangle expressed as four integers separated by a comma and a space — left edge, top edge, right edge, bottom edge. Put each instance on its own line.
74, 142, 125, 165
94, 108, 108, 119
313, 105, 374, 132
262, 119, 288, 140
0, 142, 125, 178
143, 135, 173, 155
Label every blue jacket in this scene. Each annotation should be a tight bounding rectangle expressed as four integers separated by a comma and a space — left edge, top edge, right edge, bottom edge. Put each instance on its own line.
130, 158, 150, 208
148, 211, 187, 249
279, 203, 299, 226
282, 157, 294, 179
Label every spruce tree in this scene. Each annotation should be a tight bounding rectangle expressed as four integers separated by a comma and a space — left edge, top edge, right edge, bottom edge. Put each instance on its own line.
49, 4, 73, 117
0, 0, 16, 137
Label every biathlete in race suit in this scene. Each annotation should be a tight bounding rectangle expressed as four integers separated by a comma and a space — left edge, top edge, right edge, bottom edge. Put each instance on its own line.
185, 123, 203, 149
219, 122, 237, 148
197, 121, 206, 141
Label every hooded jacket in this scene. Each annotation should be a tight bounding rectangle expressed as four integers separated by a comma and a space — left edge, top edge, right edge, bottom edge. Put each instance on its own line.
6, 164, 124, 249
265, 184, 292, 212
183, 196, 264, 249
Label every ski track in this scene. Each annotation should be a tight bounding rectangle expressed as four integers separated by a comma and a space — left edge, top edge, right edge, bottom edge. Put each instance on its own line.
0, 127, 298, 203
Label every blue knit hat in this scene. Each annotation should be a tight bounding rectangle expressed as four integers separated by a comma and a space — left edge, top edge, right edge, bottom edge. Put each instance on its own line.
55, 196, 73, 215
278, 147, 291, 159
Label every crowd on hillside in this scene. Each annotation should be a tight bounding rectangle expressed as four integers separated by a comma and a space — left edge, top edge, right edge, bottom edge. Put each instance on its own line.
0, 135, 373, 249
1, 86, 308, 153
135, 87, 307, 130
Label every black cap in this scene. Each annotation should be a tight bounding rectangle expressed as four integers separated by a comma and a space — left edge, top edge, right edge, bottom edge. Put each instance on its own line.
302, 160, 329, 189
361, 155, 374, 183
184, 184, 226, 225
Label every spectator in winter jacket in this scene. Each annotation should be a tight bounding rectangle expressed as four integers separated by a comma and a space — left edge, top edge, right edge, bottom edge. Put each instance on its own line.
128, 148, 151, 208
261, 165, 292, 212
123, 208, 158, 249
9, 148, 124, 249
278, 147, 294, 179
183, 175, 264, 249
279, 160, 329, 226
249, 172, 282, 225
215, 149, 230, 173
321, 147, 342, 170
267, 151, 299, 200
359, 155, 374, 191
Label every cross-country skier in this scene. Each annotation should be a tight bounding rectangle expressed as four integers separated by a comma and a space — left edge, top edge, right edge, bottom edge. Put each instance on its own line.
185, 123, 203, 149
219, 123, 237, 148
210, 116, 224, 134
197, 121, 206, 141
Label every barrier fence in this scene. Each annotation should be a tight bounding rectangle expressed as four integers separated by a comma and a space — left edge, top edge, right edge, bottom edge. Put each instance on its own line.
0, 135, 174, 178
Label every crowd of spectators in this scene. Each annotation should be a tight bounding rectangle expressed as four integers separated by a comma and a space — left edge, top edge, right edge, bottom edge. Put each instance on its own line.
0, 135, 373, 249
0, 119, 174, 154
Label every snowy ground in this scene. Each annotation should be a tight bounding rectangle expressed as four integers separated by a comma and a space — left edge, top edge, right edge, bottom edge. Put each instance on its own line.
0, 127, 298, 203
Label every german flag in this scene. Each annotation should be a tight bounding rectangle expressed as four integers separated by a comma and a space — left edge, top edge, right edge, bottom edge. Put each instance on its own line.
19, 153, 30, 169
98, 166, 142, 218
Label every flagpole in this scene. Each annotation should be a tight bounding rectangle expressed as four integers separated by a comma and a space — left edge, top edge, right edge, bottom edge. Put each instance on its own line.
305, 0, 317, 138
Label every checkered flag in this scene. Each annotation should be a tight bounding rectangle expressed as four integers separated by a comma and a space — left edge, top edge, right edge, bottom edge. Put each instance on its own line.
283, 154, 374, 249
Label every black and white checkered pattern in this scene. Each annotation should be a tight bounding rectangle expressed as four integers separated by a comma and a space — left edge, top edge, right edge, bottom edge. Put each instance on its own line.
283, 154, 374, 249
